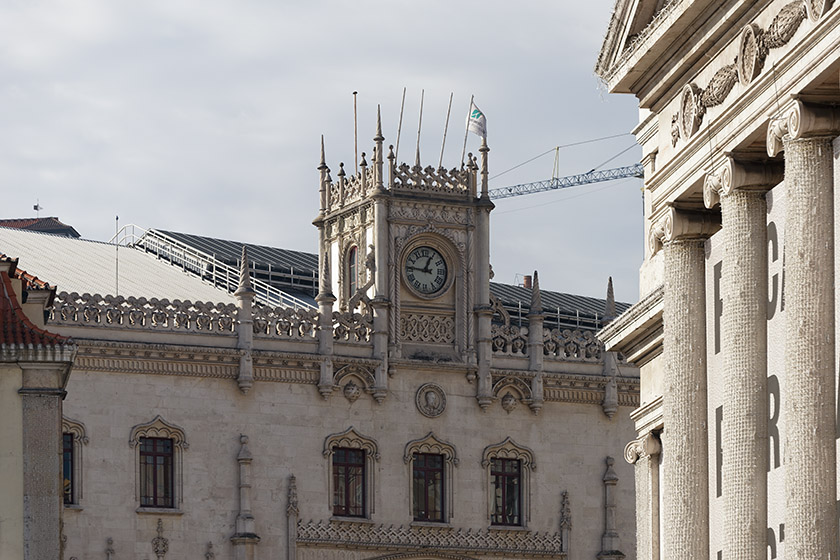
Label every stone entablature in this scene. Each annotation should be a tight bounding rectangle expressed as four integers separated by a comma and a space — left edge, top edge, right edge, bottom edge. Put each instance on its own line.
640, 0, 838, 216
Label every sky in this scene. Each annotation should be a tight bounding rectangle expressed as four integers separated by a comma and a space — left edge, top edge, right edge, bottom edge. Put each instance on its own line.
0, 1, 643, 304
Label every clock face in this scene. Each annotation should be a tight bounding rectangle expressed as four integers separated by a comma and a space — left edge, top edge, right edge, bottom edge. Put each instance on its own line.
404, 246, 448, 296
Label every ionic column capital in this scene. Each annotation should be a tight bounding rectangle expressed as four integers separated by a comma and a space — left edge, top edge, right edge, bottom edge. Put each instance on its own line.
767, 100, 840, 157
624, 432, 661, 464
649, 206, 720, 255
703, 157, 784, 208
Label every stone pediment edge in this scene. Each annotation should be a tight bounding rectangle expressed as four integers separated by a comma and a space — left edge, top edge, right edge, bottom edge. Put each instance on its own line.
596, 0, 686, 89
489, 369, 640, 407
599, 285, 663, 349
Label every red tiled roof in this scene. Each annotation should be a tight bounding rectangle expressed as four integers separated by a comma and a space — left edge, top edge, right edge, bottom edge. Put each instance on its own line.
0, 217, 80, 238
0, 258, 69, 347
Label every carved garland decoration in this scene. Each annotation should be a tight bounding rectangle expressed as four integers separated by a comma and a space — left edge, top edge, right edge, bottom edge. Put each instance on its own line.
677, 0, 824, 144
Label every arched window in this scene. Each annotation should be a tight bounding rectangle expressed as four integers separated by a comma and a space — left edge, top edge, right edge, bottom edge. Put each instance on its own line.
403, 432, 458, 524
482, 437, 536, 527
62, 416, 88, 507
348, 245, 359, 297
129, 415, 188, 512
324, 427, 379, 519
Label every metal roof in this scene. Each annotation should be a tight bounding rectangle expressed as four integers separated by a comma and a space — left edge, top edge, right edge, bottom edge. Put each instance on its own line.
489, 281, 629, 318
152, 229, 318, 273
0, 227, 237, 303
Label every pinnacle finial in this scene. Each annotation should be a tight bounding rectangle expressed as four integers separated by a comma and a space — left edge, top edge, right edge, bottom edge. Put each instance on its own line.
235, 245, 254, 297
415, 145, 421, 168
374, 105, 384, 142
338, 162, 346, 177
529, 270, 543, 315
604, 276, 616, 322
319, 135, 326, 169
360, 152, 367, 168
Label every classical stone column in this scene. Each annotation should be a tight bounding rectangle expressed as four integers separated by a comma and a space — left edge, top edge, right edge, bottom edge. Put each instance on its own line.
704, 158, 782, 559
650, 206, 718, 560
768, 100, 840, 558
624, 433, 661, 560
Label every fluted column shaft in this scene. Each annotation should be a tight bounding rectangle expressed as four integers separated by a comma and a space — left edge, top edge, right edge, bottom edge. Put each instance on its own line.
783, 135, 837, 558
662, 238, 708, 560
720, 188, 768, 559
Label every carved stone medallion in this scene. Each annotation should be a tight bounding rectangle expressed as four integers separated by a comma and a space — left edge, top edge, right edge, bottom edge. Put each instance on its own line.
416, 383, 446, 418
679, 83, 703, 140
737, 24, 763, 86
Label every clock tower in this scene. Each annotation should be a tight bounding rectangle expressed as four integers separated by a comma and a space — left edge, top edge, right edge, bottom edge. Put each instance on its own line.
313, 107, 493, 386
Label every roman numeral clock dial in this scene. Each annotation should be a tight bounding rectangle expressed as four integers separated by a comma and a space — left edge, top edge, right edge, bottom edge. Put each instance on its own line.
404, 246, 448, 296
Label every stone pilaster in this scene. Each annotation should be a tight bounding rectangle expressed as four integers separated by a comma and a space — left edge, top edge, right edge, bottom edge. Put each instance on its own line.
371, 109, 390, 402
624, 433, 661, 560
231, 434, 259, 560
597, 456, 625, 560
768, 100, 840, 558
704, 157, 781, 560
651, 206, 718, 560
286, 474, 298, 560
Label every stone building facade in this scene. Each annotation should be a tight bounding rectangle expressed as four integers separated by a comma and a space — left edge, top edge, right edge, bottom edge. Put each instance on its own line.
2, 115, 640, 559
596, 0, 840, 558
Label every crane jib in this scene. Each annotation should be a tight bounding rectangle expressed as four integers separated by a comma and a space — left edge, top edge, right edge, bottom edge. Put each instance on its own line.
488, 163, 644, 200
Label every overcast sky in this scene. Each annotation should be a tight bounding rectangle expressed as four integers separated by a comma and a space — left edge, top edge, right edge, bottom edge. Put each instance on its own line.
0, 1, 643, 304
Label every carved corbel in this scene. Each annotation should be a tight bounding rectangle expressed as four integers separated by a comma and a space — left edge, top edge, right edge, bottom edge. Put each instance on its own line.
624, 433, 661, 464
704, 158, 784, 208
648, 206, 720, 255
768, 100, 840, 156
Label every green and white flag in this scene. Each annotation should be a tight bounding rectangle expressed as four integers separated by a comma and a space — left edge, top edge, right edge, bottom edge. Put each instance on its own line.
467, 101, 487, 139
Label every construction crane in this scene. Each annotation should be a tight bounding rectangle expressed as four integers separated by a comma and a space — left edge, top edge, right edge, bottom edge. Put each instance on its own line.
488, 162, 644, 201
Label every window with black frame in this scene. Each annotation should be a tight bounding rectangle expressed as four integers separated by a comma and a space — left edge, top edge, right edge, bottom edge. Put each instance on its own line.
139, 437, 174, 508
333, 447, 365, 517
62, 433, 74, 505
490, 457, 521, 526
412, 453, 444, 522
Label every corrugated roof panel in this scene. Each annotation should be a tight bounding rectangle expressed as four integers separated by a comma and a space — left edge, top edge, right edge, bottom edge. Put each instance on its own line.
0, 227, 236, 303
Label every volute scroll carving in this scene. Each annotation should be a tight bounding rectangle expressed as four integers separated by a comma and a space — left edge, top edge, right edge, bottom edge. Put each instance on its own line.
623, 433, 661, 464
705, 158, 784, 208
767, 100, 840, 156
648, 207, 720, 255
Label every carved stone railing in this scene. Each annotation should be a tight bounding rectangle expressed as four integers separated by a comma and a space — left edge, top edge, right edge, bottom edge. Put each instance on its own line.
390, 163, 473, 198
50, 292, 237, 333
326, 167, 375, 212
296, 519, 566, 558
332, 310, 372, 342
543, 328, 603, 361
253, 305, 318, 340
491, 324, 529, 355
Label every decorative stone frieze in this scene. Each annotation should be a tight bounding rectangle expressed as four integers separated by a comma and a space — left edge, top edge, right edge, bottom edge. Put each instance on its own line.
296, 519, 567, 558
333, 309, 372, 342
390, 163, 473, 199
152, 518, 168, 560
400, 313, 456, 344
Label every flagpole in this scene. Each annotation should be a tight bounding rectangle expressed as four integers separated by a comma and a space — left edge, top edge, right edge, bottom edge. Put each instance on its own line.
353, 91, 359, 174
461, 94, 474, 168
415, 89, 424, 166
395, 87, 406, 161
439, 92, 453, 169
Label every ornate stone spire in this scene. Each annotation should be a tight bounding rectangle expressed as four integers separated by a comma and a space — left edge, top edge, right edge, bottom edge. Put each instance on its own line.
235, 246, 255, 298
604, 276, 616, 323
528, 270, 543, 316
415, 144, 421, 168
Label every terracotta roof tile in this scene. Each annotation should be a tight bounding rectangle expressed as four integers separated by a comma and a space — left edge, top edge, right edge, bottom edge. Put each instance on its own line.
0, 217, 80, 238
0, 259, 70, 348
